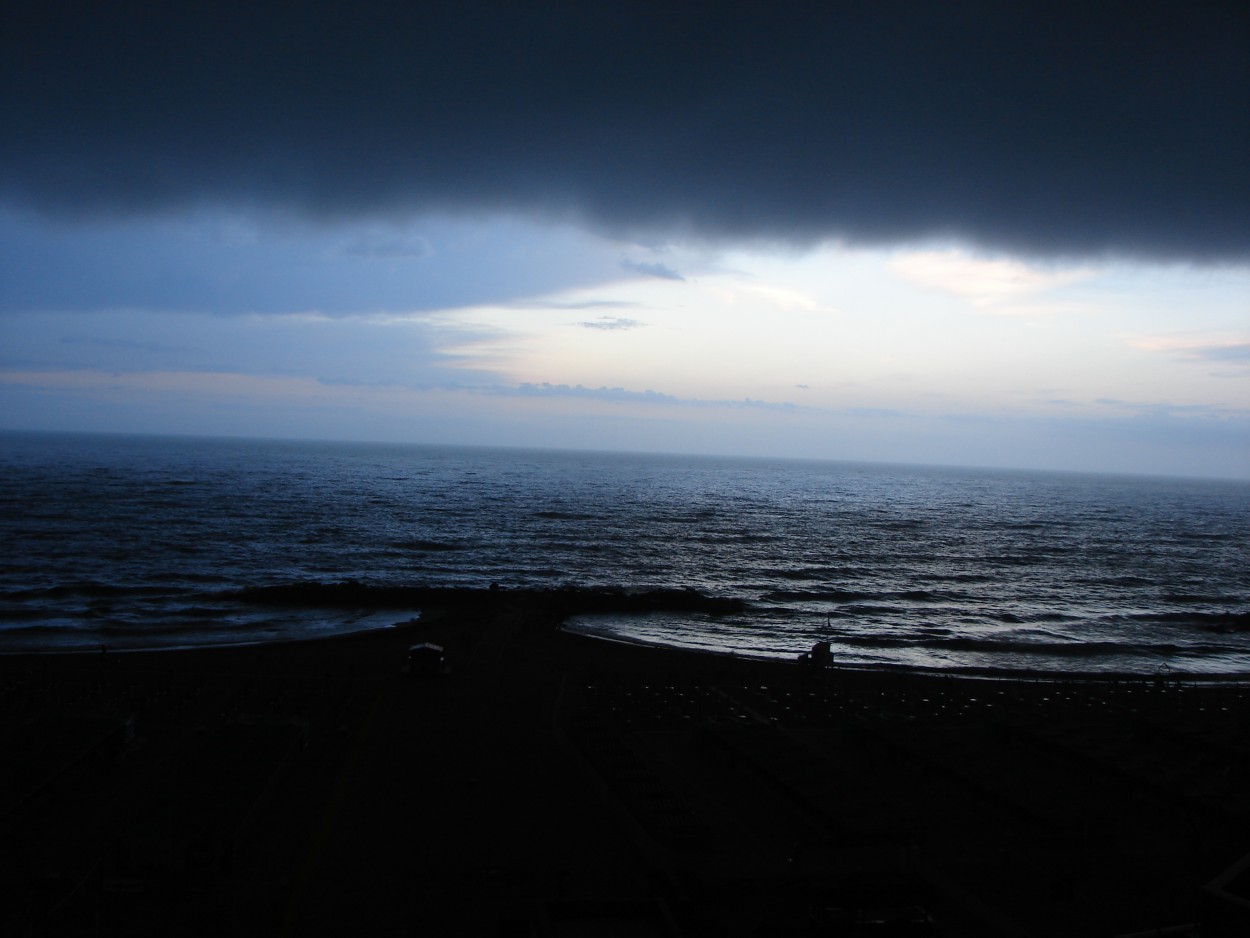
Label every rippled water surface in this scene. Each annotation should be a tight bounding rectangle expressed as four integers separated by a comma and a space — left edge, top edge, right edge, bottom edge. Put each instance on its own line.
1, 432, 1247, 674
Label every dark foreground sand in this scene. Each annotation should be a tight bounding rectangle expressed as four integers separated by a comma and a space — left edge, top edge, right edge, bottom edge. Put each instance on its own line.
3, 595, 1249, 937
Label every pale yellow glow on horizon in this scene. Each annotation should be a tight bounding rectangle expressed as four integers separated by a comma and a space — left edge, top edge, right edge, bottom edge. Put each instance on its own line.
9, 240, 1241, 467
889, 249, 1098, 310
432, 243, 1249, 421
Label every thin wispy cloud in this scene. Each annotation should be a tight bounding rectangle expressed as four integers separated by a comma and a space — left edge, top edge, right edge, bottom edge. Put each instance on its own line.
1093, 397, 1247, 419
1198, 344, 1250, 363
506, 382, 800, 412
1129, 336, 1250, 375
579, 317, 643, 331
0, 368, 330, 398
1141, 340, 1250, 363
620, 259, 685, 281
509, 299, 638, 311
511, 383, 678, 404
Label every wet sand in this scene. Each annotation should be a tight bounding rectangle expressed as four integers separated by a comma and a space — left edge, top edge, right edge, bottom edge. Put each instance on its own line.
3, 595, 1249, 936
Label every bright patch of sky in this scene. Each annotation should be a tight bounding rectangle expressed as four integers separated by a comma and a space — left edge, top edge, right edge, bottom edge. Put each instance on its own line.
1, 210, 1247, 478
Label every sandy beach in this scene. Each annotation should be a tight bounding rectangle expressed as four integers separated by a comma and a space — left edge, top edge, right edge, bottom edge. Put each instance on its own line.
3, 593, 1249, 937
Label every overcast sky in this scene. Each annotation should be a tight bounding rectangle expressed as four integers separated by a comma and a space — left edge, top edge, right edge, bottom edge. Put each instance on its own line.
2, 2, 1247, 478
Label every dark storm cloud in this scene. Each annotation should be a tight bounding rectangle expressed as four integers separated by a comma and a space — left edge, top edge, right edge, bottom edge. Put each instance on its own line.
2, 1, 1246, 260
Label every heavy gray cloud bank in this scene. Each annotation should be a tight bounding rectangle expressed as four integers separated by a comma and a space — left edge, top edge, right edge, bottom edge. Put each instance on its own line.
2, 1, 1246, 261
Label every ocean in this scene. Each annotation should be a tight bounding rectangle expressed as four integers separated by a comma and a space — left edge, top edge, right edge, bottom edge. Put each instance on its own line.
1, 430, 1247, 676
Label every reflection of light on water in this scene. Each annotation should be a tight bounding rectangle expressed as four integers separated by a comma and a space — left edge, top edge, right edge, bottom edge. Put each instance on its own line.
567, 612, 1250, 677
0, 609, 419, 654
162, 610, 419, 652
5, 437, 1248, 671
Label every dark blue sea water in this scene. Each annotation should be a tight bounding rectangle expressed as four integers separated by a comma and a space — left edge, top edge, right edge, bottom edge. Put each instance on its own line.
1, 431, 1247, 676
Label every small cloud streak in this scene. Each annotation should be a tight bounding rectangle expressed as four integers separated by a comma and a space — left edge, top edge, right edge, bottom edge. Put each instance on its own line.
509, 299, 638, 311
1129, 336, 1250, 375
512, 383, 677, 404
0, 368, 332, 398
506, 382, 799, 412
620, 258, 685, 281
579, 317, 643, 331
1093, 397, 1246, 419
1198, 344, 1250, 363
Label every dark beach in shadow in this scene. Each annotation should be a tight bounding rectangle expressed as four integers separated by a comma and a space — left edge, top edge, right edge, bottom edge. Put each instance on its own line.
3, 587, 1249, 936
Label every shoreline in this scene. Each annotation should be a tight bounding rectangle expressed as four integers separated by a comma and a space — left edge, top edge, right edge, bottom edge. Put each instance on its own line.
6, 581, 1247, 679
3, 597, 1250, 935
8, 609, 1249, 687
